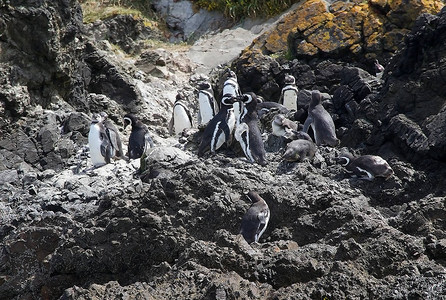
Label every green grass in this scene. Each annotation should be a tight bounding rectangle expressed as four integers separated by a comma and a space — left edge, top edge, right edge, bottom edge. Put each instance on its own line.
80, 0, 157, 24
192, 0, 298, 20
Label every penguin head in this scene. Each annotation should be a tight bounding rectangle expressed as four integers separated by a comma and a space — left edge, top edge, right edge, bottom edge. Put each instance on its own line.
99, 111, 108, 122
273, 114, 286, 126
225, 69, 237, 80
246, 191, 262, 204
123, 113, 137, 129
284, 74, 296, 85
221, 94, 236, 107
91, 113, 101, 124
198, 81, 211, 90
240, 92, 258, 112
336, 152, 354, 166
310, 90, 322, 108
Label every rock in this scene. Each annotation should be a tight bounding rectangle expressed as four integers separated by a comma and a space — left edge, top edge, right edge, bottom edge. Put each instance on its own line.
152, 0, 232, 42
248, 0, 444, 65
85, 14, 165, 54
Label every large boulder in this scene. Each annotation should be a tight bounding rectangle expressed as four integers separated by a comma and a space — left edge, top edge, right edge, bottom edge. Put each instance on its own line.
376, 8, 446, 161
247, 0, 444, 66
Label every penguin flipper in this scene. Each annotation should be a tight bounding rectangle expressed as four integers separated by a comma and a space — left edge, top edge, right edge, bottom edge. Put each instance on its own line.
143, 132, 155, 156
168, 115, 174, 135
303, 116, 313, 133
105, 128, 120, 156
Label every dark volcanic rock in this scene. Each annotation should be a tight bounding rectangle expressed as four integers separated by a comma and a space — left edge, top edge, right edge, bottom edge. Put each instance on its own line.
377, 7, 446, 161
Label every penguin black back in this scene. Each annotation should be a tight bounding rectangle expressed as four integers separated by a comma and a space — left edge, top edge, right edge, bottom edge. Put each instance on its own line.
124, 113, 152, 159
240, 191, 270, 244
236, 93, 267, 166
198, 94, 236, 156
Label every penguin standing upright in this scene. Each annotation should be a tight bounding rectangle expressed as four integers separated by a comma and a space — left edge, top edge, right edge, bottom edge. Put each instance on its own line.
222, 69, 243, 125
169, 93, 193, 136
303, 90, 339, 146
278, 74, 299, 111
88, 113, 113, 167
336, 152, 394, 180
123, 113, 154, 159
198, 94, 236, 156
240, 191, 270, 244
197, 81, 219, 127
235, 92, 267, 166
99, 112, 125, 159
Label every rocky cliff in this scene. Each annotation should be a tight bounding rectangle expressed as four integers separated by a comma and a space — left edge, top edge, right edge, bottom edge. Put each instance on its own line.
1, 0, 446, 299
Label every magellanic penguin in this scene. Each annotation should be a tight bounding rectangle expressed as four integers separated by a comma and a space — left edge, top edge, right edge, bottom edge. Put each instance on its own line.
336, 152, 394, 180
240, 191, 270, 244
271, 114, 298, 137
303, 90, 339, 147
169, 93, 193, 136
278, 74, 299, 111
235, 92, 267, 166
222, 69, 243, 126
282, 131, 316, 162
197, 81, 219, 127
198, 94, 236, 156
99, 112, 125, 159
123, 113, 154, 159
88, 113, 113, 167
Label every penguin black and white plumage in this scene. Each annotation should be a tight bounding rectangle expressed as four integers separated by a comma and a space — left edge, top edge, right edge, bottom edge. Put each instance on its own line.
198, 94, 236, 156
169, 94, 193, 136
240, 191, 270, 244
197, 81, 219, 127
235, 92, 267, 166
303, 90, 339, 147
123, 113, 154, 159
99, 112, 125, 159
282, 132, 316, 162
271, 114, 298, 137
278, 74, 299, 111
222, 69, 243, 125
374, 59, 385, 78
336, 152, 394, 180
88, 113, 113, 167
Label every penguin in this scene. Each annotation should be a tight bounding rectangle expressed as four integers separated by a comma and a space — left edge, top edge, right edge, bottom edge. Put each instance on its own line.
222, 69, 243, 125
303, 90, 339, 147
222, 69, 242, 97
374, 59, 385, 78
99, 112, 125, 159
169, 93, 193, 136
198, 94, 236, 156
283, 130, 313, 142
282, 132, 317, 162
336, 152, 394, 180
278, 74, 299, 111
240, 191, 270, 244
197, 81, 219, 127
123, 113, 154, 159
235, 92, 267, 166
88, 113, 113, 167
271, 114, 298, 137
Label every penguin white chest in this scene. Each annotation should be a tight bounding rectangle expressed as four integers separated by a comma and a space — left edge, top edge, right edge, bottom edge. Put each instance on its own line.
88, 123, 106, 166
198, 93, 214, 125
173, 105, 192, 135
283, 89, 298, 111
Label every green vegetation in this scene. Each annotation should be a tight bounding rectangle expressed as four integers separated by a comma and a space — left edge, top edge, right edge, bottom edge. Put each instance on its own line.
80, 0, 156, 24
192, 0, 298, 20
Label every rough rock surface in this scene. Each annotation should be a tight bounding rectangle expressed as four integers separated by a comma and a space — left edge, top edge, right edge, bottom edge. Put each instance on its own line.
1, 1, 446, 300
248, 0, 444, 66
